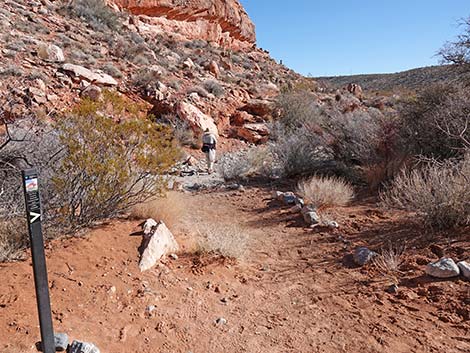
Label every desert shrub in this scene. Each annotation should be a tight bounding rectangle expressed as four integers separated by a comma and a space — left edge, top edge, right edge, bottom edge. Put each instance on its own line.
380, 155, 470, 230
184, 39, 208, 49
0, 219, 28, 262
132, 67, 165, 88
129, 192, 186, 231
60, 0, 121, 32
53, 91, 179, 228
399, 83, 470, 159
373, 243, 406, 284
187, 86, 209, 98
438, 16, 470, 69
297, 175, 354, 208
101, 63, 123, 78
196, 223, 249, 259
218, 147, 276, 181
162, 114, 197, 147
0, 65, 23, 77
202, 80, 224, 97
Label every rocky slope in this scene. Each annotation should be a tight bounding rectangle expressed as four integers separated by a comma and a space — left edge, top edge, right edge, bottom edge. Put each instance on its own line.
110, 0, 256, 49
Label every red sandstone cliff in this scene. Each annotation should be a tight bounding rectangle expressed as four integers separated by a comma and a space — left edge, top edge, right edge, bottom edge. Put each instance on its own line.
112, 0, 256, 49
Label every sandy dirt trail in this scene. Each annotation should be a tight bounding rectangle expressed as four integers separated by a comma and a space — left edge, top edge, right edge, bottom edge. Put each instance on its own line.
0, 187, 469, 353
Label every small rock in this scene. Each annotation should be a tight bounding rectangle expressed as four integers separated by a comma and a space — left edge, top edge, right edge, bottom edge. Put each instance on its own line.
353, 247, 377, 266
37, 43, 64, 62
272, 191, 283, 199
303, 211, 320, 225
326, 220, 339, 229
457, 261, 470, 279
80, 84, 102, 101
291, 204, 302, 213
215, 317, 227, 326
386, 284, 399, 294
425, 258, 460, 278
169, 253, 178, 260
68, 340, 100, 353
281, 192, 297, 205
183, 58, 195, 70
145, 305, 156, 314
54, 333, 68, 351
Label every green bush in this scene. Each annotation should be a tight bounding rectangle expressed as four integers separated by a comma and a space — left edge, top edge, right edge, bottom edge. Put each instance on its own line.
61, 0, 121, 31
53, 91, 180, 228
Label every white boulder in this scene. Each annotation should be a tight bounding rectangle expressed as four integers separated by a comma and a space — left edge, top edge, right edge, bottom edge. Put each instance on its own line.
457, 261, 470, 279
425, 258, 460, 278
139, 221, 179, 272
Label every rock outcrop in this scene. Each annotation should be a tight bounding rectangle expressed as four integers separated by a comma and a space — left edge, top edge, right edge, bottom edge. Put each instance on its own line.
112, 0, 256, 49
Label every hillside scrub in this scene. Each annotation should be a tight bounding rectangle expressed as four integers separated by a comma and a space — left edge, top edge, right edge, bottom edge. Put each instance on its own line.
399, 83, 470, 160
53, 91, 180, 229
380, 155, 470, 230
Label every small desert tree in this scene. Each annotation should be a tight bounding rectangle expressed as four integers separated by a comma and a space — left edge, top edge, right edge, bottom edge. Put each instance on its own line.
53, 91, 179, 228
438, 16, 470, 69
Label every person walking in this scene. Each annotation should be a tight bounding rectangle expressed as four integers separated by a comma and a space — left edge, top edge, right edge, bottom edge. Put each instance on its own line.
201, 128, 217, 174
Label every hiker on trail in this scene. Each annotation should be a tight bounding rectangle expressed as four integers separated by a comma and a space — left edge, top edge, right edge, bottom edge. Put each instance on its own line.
201, 128, 217, 174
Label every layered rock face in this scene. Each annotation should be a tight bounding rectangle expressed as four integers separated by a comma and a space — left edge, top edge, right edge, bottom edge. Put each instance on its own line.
112, 0, 256, 49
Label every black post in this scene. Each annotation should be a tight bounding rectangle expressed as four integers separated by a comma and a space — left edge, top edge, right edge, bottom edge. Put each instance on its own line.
21, 168, 55, 353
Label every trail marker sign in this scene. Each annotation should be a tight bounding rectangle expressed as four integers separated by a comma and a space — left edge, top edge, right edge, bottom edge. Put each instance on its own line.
22, 168, 55, 353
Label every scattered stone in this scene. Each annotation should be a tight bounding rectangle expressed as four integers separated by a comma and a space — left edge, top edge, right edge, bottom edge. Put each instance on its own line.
353, 247, 377, 266
145, 305, 156, 314
215, 317, 227, 326
208, 60, 220, 78
281, 192, 297, 205
62, 64, 117, 86
425, 258, 460, 278
325, 220, 339, 229
346, 83, 363, 98
54, 333, 68, 351
142, 218, 158, 237
302, 211, 320, 226
68, 340, 100, 353
80, 84, 102, 101
37, 43, 64, 62
239, 99, 275, 117
457, 261, 470, 279
386, 284, 399, 294
169, 253, 179, 260
272, 191, 283, 199
183, 58, 195, 70
291, 204, 302, 213
139, 221, 179, 272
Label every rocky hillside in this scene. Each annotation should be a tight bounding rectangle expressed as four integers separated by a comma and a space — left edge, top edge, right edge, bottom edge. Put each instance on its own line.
0, 0, 304, 144
317, 65, 470, 93
110, 0, 256, 49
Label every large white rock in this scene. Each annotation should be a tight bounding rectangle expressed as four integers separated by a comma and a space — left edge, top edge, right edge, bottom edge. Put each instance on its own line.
457, 261, 470, 279
139, 221, 179, 272
38, 43, 64, 62
142, 218, 158, 236
62, 64, 118, 86
425, 258, 460, 278
176, 101, 218, 136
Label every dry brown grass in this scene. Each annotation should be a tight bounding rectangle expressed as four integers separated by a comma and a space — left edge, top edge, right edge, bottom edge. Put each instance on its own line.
297, 175, 354, 209
195, 223, 249, 260
373, 243, 406, 284
129, 191, 186, 231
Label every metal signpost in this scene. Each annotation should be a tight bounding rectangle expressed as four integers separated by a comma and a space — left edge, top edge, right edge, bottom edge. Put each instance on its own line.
21, 168, 55, 353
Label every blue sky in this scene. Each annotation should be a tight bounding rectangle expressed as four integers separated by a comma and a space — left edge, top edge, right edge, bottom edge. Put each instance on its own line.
239, 1, 469, 76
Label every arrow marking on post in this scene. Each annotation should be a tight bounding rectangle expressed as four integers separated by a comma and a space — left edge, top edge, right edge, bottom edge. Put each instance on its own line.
30, 212, 41, 223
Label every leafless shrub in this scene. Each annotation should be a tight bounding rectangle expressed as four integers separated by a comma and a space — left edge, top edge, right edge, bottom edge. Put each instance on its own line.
399, 83, 470, 159
0, 218, 28, 262
380, 155, 470, 230
60, 0, 122, 32
218, 147, 276, 181
101, 63, 123, 78
196, 223, 249, 260
438, 16, 470, 69
297, 175, 354, 208
187, 86, 209, 98
202, 80, 224, 97
129, 192, 186, 231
